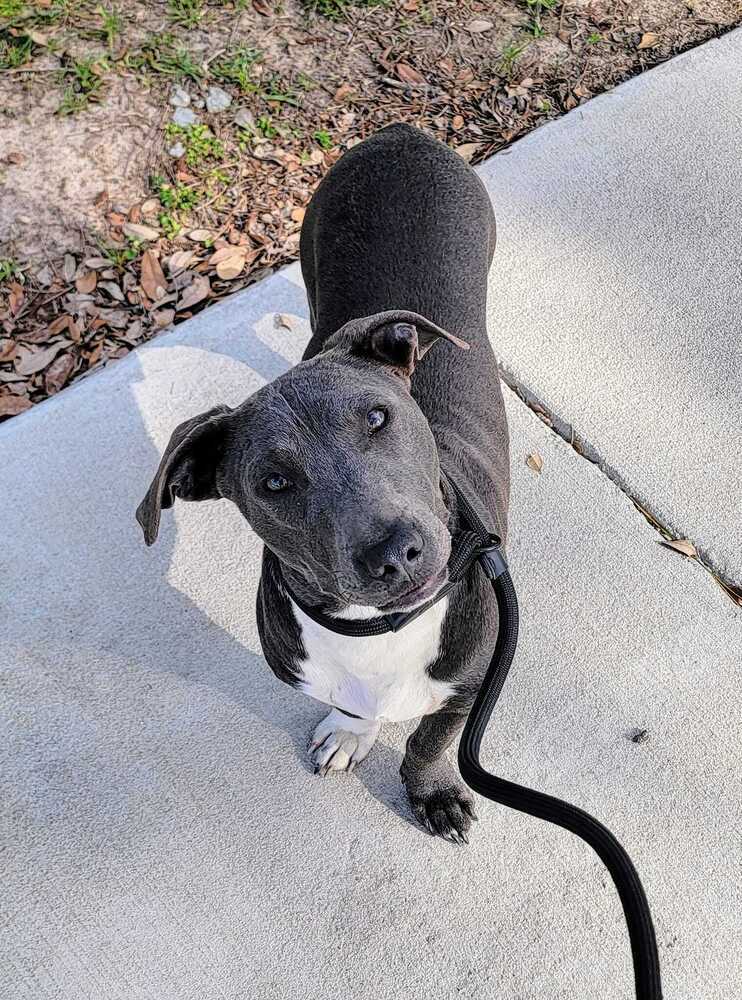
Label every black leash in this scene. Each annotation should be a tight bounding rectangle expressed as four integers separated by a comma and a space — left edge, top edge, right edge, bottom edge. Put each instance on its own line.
284, 473, 662, 1000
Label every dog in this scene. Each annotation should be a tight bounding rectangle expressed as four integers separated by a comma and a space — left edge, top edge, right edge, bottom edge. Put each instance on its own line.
136, 124, 510, 843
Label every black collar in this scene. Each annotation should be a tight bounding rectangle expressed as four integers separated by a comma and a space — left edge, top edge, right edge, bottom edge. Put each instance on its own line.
280, 472, 505, 637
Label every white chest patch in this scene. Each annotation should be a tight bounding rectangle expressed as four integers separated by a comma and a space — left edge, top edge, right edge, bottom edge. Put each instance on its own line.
292, 597, 456, 723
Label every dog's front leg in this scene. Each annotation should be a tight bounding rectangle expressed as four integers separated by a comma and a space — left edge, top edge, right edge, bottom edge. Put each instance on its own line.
400, 709, 477, 843
309, 708, 381, 777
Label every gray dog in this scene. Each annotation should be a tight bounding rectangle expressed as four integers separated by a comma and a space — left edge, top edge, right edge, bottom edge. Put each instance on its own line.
137, 124, 510, 843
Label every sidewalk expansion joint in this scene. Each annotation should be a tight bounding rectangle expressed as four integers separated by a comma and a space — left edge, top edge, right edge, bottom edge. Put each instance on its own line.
499, 365, 742, 610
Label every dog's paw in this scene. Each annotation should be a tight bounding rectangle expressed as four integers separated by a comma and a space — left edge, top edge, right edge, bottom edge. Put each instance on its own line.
309, 709, 380, 776
401, 756, 478, 844
408, 784, 478, 844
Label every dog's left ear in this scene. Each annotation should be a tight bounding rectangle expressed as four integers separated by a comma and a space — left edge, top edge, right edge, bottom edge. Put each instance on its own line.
324, 309, 469, 377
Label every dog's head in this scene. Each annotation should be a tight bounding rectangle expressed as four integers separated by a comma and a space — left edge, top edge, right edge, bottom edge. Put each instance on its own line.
136, 311, 468, 612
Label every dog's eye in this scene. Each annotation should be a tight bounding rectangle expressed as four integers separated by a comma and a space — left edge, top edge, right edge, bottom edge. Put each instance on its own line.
265, 474, 290, 493
367, 407, 387, 432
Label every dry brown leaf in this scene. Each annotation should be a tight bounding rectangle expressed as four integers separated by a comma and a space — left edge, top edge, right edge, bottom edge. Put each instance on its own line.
210, 247, 246, 280
99, 281, 125, 302
0, 338, 15, 362
467, 18, 494, 32
87, 342, 103, 366
215, 258, 245, 280
253, 0, 271, 13
177, 274, 211, 311
713, 576, 742, 607
638, 32, 660, 49
44, 353, 74, 395
456, 142, 481, 162
63, 254, 77, 282
396, 63, 427, 87
167, 250, 196, 274
188, 228, 216, 244
452, 114, 464, 130
75, 271, 97, 294
46, 315, 71, 337
209, 247, 240, 265
140, 250, 168, 301
153, 308, 176, 329
526, 451, 544, 474
122, 222, 160, 242
333, 83, 353, 103
8, 282, 24, 316
141, 198, 159, 217
0, 395, 33, 418
291, 206, 306, 224
15, 342, 65, 376
276, 313, 297, 331
660, 538, 697, 558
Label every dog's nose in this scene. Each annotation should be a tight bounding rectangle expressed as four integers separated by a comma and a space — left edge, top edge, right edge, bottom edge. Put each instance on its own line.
360, 526, 424, 582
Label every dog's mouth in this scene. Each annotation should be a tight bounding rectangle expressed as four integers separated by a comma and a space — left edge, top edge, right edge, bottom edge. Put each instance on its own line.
376, 565, 449, 613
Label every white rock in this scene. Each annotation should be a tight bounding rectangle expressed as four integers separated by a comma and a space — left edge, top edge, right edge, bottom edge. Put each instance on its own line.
206, 85, 232, 114
172, 106, 198, 127
167, 142, 186, 158
169, 85, 191, 108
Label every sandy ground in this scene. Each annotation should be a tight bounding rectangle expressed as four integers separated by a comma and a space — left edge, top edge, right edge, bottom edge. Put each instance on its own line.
1, 0, 740, 419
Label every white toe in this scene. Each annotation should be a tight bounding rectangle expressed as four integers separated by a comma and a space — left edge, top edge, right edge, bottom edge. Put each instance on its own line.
309, 709, 380, 775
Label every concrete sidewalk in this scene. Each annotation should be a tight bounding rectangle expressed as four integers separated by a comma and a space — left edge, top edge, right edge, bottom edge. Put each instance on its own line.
2, 34, 741, 1000
479, 27, 742, 584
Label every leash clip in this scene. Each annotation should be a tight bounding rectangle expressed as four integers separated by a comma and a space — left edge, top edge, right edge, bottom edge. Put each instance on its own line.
477, 535, 508, 581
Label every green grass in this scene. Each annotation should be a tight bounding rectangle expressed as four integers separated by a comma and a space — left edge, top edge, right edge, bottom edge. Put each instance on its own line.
498, 41, 526, 76
96, 4, 121, 52
261, 75, 299, 106
524, 0, 556, 37
165, 123, 224, 168
296, 71, 317, 91
0, 0, 26, 20
255, 114, 278, 139
127, 33, 203, 80
212, 44, 261, 91
0, 30, 33, 69
167, 0, 203, 28
102, 241, 141, 267
151, 175, 201, 236
57, 56, 106, 114
0, 257, 23, 283
313, 128, 332, 149
303, 0, 385, 19
157, 212, 182, 238
587, 31, 603, 44
153, 176, 200, 213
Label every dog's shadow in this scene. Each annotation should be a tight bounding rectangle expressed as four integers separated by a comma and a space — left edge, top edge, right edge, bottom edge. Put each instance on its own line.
14, 272, 431, 847
147, 585, 420, 832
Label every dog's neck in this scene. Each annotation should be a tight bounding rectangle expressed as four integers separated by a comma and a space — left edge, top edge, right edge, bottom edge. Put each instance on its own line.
276, 477, 461, 617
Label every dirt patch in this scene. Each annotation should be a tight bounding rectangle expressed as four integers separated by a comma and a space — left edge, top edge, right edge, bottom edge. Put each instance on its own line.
1, 0, 740, 419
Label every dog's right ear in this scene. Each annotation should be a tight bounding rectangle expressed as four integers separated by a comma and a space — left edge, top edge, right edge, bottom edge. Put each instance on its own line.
136, 404, 233, 546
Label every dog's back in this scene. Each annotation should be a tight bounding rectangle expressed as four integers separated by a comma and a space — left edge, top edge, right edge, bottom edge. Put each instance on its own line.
300, 123, 508, 538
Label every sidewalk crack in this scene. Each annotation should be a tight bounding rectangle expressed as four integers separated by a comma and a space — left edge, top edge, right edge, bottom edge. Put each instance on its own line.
500, 365, 742, 610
